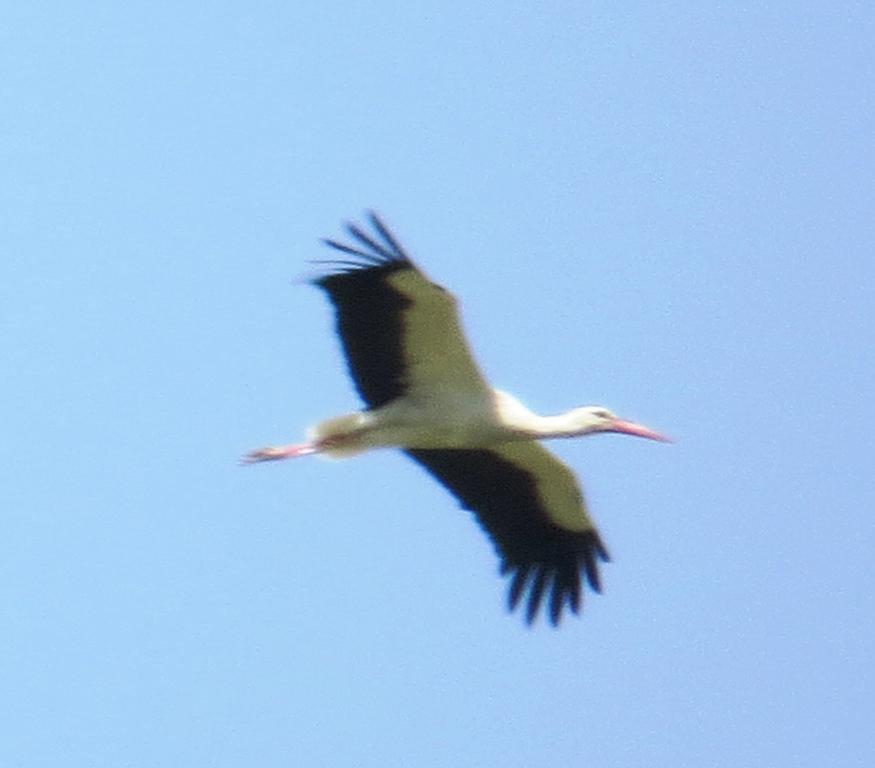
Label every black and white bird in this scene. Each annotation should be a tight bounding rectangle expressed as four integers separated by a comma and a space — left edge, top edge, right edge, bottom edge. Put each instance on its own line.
244, 213, 669, 625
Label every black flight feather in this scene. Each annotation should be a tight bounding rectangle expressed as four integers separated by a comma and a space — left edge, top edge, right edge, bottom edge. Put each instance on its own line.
404, 448, 610, 626
314, 213, 417, 408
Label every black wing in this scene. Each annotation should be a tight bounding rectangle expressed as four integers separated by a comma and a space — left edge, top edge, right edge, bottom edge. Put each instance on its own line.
405, 443, 610, 626
314, 213, 488, 409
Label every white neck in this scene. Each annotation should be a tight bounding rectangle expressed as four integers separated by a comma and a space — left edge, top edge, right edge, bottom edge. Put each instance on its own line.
494, 391, 599, 440
518, 412, 598, 439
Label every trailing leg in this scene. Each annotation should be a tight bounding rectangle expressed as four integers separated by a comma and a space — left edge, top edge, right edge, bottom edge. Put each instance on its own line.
240, 443, 317, 464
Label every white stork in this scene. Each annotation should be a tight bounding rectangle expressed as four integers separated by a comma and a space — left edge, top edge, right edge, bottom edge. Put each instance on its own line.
244, 213, 669, 626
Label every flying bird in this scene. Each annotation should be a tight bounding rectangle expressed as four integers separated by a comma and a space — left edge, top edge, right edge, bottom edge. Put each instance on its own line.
244, 213, 669, 625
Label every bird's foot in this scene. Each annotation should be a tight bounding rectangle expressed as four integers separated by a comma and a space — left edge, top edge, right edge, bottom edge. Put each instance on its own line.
240, 443, 317, 465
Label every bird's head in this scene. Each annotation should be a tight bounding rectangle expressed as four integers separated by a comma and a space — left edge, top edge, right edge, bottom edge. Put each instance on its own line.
569, 406, 671, 442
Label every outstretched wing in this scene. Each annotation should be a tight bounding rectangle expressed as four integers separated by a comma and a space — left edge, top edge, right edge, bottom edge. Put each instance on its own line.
314, 213, 490, 409
405, 442, 610, 626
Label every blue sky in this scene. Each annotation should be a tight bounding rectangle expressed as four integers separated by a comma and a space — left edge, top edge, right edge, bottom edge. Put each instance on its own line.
2, 2, 873, 766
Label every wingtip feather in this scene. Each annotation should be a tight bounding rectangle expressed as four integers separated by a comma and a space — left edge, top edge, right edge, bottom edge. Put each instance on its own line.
508, 567, 530, 612
525, 568, 550, 625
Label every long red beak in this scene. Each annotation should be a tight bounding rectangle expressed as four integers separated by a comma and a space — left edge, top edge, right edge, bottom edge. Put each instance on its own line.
608, 419, 672, 442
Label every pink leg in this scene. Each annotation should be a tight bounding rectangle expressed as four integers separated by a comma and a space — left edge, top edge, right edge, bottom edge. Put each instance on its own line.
240, 442, 318, 465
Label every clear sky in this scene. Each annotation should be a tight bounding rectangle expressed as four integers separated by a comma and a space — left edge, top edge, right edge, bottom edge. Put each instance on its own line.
2, 2, 873, 766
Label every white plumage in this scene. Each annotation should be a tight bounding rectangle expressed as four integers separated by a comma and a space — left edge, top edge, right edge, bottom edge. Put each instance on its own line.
245, 213, 668, 625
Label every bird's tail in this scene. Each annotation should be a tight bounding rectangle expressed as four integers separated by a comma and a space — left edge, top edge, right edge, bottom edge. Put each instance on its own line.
307, 412, 370, 458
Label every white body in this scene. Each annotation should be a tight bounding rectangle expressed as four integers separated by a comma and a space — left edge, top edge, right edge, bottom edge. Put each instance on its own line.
310, 389, 549, 456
